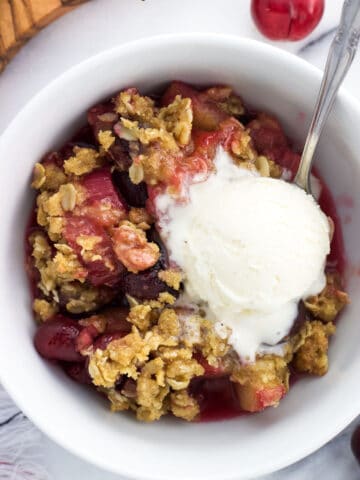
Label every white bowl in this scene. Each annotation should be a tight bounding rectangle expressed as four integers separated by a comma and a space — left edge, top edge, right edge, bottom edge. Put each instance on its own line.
0, 34, 360, 480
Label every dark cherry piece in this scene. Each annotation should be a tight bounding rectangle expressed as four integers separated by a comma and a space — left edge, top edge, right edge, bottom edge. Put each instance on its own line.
123, 268, 175, 301
34, 316, 83, 362
112, 170, 148, 208
64, 361, 92, 385
71, 125, 97, 146
146, 227, 169, 270
190, 376, 244, 422
107, 140, 132, 171
351, 425, 360, 465
60, 142, 97, 161
102, 307, 132, 334
88, 103, 132, 171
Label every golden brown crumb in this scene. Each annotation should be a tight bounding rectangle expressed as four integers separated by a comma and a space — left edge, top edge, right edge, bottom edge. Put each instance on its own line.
170, 389, 200, 421
98, 130, 115, 151
115, 89, 155, 122
32, 298, 58, 322
31, 163, 46, 189
127, 304, 153, 331
107, 388, 132, 412
231, 127, 257, 162
60, 282, 114, 314
158, 269, 183, 290
30, 233, 52, 270
88, 327, 155, 386
128, 207, 154, 230
268, 159, 283, 178
159, 347, 204, 390
36, 181, 85, 239
292, 321, 335, 376
31, 162, 68, 191
157, 309, 180, 337
204, 86, 245, 116
200, 319, 230, 366
255, 155, 270, 176
158, 95, 193, 146
232, 355, 289, 389
64, 147, 103, 176
231, 355, 289, 412
305, 273, 350, 322
121, 118, 179, 151
128, 161, 144, 184
115, 89, 193, 186
30, 233, 87, 296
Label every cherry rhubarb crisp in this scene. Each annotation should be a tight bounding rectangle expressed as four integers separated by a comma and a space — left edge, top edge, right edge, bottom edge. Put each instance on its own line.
26, 82, 349, 422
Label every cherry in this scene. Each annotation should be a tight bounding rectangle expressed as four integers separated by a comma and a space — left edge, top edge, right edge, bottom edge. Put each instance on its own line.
351, 424, 360, 465
251, 0, 324, 41
112, 170, 148, 208
34, 316, 83, 362
123, 268, 172, 300
64, 362, 92, 384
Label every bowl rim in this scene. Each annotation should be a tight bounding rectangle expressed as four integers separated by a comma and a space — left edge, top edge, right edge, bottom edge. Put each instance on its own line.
1, 32, 360, 479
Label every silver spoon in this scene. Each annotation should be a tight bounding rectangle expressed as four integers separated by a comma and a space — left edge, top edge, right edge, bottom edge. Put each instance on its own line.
294, 0, 360, 194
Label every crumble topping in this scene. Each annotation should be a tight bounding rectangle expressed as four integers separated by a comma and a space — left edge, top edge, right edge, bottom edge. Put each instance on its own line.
98, 130, 116, 152
33, 298, 58, 322
115, 89, 193, 186
27, 81, 350, 423
64, 147, 104, 176
112, 221, 160, 273
305, 272, 349, 322
292, 321, 336, 376
158, 269, 183, 290
128, 207, 153, 230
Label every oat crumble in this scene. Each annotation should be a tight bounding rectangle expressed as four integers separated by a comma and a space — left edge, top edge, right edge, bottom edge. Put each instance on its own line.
27, 81, 349, 423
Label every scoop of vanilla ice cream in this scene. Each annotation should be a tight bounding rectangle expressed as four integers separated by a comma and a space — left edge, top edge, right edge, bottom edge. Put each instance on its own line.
155, 148, 330, 361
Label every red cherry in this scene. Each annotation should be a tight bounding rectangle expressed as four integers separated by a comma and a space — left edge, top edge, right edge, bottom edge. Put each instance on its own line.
34, 316, 83, 362
351, 424, 360, 465
251, 0, 324, 41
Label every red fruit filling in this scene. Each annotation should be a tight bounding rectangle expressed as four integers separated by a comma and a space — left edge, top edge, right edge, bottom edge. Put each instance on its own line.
27, 81, 348, 423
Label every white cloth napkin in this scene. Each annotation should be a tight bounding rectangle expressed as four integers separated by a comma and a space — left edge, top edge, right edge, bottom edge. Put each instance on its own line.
0, 385, 49, 479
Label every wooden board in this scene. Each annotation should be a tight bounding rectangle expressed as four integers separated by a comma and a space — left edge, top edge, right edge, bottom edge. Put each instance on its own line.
0, 0, 88, 72
0, 0, 18, 53
10, 0, 36, 40
24, 0, 74, 28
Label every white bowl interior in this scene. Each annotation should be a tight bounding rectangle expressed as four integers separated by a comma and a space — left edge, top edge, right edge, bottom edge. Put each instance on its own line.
0, 36, 359, 480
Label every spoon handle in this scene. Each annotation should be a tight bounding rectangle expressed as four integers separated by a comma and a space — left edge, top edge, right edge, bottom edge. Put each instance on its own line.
294, 0, 360, 193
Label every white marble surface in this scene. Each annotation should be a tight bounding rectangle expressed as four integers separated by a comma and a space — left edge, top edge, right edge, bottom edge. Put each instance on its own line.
0, 0, 360, 478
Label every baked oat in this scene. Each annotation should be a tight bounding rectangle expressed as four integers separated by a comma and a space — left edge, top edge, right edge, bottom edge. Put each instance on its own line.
27, 81, 349, 422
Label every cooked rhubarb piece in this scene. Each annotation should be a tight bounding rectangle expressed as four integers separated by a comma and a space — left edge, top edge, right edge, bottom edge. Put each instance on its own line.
64, 215, 124, 287
78, 167, 128, 228
232, 356, 289, 412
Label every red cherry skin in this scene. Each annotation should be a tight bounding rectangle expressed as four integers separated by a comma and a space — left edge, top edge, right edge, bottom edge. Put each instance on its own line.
251, 0, 324, 41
